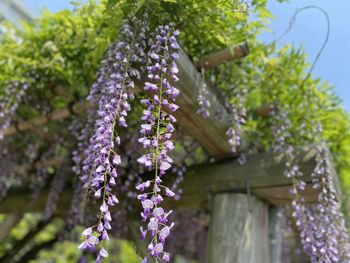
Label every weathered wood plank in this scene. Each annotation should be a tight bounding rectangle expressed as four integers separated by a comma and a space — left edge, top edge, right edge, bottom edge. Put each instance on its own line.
196, 42, 249, 69
207, 193, 270, 263
269, 206, 283, 263
173, 48, 231, 155
170, 146, 321, 209
0, 146, 330, 213
253, 184, 316, 206
3, 101, 89, 137
4, 47, 232, 156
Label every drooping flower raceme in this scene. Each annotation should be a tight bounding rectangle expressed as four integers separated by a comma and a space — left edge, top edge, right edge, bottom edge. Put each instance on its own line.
271, 106, 318, 260
226, 86, 247, 153
271, 105, 350, 262
306, 139, 350, 262
197, 73, 211, 118
0, 81, 29, 140
270, 105, 290, 153
290, 122, 350, 262
136, 23, 180, 262
78, 17, 148, 262
292, 150, 350, 263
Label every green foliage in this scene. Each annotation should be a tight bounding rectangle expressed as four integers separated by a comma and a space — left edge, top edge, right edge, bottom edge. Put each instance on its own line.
33, 241, 81, 263
0, 0, 349, 189
9, 214, 41, 240
34, 238, 141, 262
115, 240, 142, 263
1, 0, 350, 258
0, 215, 140, 262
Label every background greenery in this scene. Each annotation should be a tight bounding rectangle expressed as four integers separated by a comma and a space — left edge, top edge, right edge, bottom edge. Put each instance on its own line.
1, 0, 350, 261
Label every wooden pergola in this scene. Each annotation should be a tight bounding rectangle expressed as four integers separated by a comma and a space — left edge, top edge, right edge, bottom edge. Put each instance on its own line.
0, 42, 339, 263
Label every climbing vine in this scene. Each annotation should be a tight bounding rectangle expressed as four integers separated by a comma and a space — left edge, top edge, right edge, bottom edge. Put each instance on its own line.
0, 0, 350, 262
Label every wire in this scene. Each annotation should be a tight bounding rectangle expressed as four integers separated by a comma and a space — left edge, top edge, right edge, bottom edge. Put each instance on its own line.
277, 5, 330, 90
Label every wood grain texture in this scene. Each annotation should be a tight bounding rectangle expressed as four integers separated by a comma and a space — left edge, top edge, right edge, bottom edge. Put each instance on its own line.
172, 48, 232, 156
3, 101, 90, 137
207, 193, 269, 263
0, 146, 335, 213
196, 42, 249, 69
269, 206, 283, 263
4, 48, 232, 156
170, 146, 323, 209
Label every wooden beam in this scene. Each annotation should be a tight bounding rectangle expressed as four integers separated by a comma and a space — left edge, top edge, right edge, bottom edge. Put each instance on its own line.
253, 184, 317, 206
4, 101, 90, 137
255, 104, 272, 117
170, 146, 323, 209
173, 48, 232, 156
207, 193, 270, 263
0, 146, 329, 213
4, 48, 232, 156
196, 42, 249, 69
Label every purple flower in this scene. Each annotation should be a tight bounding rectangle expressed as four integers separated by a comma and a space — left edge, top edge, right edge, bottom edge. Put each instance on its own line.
78, 17, 149, 261
153, 207, 165, 218
272, 106, 350, 262
165, 188, 175, 197
82, 227, 92, 236
100, 202, 108, 213
160, 161, 171, 171
78, 236, 99, 250
136, 23, 180, 262
0, 81, 29, 140
148, 218, 158, 232
226, 87, 247, 153
142, 199, 154, 210
99, 248, 108, 258
163, 253, 170, 262
197, 81, 211, 118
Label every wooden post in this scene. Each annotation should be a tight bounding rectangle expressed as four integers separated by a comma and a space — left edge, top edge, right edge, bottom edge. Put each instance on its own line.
207, 193, 270, 263
269, 206, 282, 263
0, 145, 332, 214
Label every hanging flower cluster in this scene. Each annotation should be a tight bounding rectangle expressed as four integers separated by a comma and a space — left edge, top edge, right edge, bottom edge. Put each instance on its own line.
270, 105, 290, 153
0, 81, 29, 140
196, 74, 211, 118
78, 17, 148, 261
71, 111, 96, 187
226, 86, 247, 153
0, 142, 16, 200
136, 23, 180, 262
271, 104, 350, 262
299, 137, 350, 262
271, 106, 315, 259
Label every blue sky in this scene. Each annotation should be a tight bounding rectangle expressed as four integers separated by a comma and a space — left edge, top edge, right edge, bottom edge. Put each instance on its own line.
22, 0, 350, 111
262, 0, 350, 112
23, 0, 81, 14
